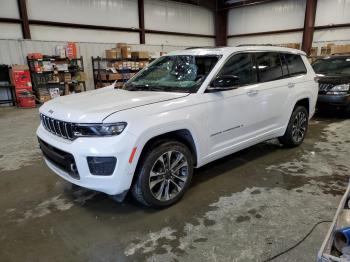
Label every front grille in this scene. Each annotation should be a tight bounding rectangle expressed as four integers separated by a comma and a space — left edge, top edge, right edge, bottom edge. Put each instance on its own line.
40, 114, 74, 140
318, 83, 335, 94
38, 138, 80, 179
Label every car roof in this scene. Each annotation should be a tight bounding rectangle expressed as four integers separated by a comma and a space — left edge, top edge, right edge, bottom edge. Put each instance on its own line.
316, 54, 350, 60
167, 46, 306, 57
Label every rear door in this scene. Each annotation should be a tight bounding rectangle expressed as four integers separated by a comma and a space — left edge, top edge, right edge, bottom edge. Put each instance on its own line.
252, 52, 294, 131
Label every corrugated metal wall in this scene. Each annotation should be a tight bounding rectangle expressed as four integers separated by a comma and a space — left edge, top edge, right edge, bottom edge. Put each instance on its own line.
0, 0, 215, 46
228, 0, 306, 46
0, 39, 189, 93
227, 0, 350, 52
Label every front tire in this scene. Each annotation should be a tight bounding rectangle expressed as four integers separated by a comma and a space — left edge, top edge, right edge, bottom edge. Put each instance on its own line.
279, 106, 309, 148
131, 141, 193, 208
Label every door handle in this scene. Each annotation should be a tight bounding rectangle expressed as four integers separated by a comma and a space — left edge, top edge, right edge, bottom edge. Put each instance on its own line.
287, 82, 295, 88
247, 90, 258, 96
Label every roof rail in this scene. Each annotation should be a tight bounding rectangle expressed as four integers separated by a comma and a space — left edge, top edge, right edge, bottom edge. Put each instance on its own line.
185, 46, 220, 50
236, 44, 275, 47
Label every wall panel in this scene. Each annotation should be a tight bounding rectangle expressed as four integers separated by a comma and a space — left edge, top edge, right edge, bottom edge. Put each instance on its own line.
144, 0, 214, 35
27, 0, 139, 28
314, 28, 350, 43
228, 32, 303, 46
315, 0, 350, 26
145, 33, 214, 46
0, 0, 19, 18
0, 23, 22, 39
30, 25, 140, 43
228, 0, 306, 35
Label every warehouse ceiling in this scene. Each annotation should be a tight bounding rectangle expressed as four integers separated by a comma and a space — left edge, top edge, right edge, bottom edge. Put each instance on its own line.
169, 0, 278, 10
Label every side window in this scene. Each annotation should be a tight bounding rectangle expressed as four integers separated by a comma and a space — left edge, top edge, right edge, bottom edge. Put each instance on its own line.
255, 52, 283, 82
216, 53, 257, 87
284, 54, 307, 76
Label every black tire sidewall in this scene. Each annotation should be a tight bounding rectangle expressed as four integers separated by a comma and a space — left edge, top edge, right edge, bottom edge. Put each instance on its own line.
286, 106, 309, 146
137, 141, 193, 208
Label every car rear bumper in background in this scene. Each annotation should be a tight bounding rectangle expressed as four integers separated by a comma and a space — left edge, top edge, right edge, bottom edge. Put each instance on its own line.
36, 124, 137, 196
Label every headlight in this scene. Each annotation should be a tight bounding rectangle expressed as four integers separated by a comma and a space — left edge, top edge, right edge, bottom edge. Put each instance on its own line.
326, 84, 349, 95
73, 122, 127, 137
331, 84, 349, 92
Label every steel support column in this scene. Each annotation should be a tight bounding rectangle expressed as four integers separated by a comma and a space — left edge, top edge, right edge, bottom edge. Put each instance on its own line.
302, 0, 318, 55
215, 9, 228, 47
138, 0, 145, 44
17, 0, 31, 39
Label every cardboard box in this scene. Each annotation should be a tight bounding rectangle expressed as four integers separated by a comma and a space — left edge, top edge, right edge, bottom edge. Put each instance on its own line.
100, 73, 122, 81
321, 46, 331, 56
310, 47, 318, 57
117, 43, 128, 48
96, 83, 111, 89
77, 72, 86, 81
106, 48, 121, 59
331, 45, 350, 54
106, 49, 117, 59
121, 46, 131, 59
131, 51, 149, 59
108, 73, 122, 80
65, 73, 71, 82
38, 94, 51, 103
12, 65, 29, 71
286, 43, 301, 50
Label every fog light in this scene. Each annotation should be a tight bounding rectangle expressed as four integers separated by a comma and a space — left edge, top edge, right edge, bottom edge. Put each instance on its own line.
87, 157, 117, 176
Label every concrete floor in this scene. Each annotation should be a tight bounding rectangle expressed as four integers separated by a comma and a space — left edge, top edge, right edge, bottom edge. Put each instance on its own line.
0, 107, 349, 262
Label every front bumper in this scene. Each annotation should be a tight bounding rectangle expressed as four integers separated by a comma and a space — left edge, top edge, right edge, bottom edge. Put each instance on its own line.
316, 94, 350, 109
37, 124, 137, 195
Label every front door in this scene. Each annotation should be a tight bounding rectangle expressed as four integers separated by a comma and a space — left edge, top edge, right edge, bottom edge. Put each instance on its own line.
204, 52, 263, 159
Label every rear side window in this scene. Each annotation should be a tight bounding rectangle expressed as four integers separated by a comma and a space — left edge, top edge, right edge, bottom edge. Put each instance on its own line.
255, 52, 283, 82
284, 54, 307, 76
217, 53, 257, 86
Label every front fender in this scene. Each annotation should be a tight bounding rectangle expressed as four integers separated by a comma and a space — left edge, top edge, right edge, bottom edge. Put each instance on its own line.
128, 120, 204, 175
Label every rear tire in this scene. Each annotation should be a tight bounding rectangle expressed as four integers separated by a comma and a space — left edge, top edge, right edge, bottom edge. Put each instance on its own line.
131, 141, 193, 208
279, 106, 309, 148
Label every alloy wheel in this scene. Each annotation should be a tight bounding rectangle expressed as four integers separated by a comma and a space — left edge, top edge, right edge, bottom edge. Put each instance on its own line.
292, 111, 307, 143
148, 150, 189, 201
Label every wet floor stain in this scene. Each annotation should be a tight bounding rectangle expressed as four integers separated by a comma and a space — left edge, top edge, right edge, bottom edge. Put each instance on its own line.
0, 110, 349, 262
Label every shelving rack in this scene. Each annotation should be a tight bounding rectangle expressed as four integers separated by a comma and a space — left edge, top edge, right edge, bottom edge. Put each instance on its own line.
91, 56, 150, 89
27, 56, 86, 103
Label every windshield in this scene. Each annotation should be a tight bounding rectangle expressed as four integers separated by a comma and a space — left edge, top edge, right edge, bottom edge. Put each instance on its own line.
124, 55, 219, 92
312, 57, 350, 76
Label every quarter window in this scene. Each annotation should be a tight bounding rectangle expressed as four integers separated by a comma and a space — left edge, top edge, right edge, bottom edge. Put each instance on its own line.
216, 53, 257, 87
284, 54, 307, 76
255, 52, 283, 82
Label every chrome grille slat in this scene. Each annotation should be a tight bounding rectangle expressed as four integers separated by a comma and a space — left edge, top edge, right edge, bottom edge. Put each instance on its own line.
51, 119, 58, 134
319, 83, 335, 92
40, 114, 75, 140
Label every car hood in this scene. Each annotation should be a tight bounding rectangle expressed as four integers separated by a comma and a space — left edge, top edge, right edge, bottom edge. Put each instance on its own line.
317, 74, 350, 85
40, 86, 189, 123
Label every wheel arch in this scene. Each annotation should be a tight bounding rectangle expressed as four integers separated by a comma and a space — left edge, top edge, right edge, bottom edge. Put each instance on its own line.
136, 129, 198, 168
294, 97, 310, 116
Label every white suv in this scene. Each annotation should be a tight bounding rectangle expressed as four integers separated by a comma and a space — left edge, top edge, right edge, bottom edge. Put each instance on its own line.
37, 46, 318, 208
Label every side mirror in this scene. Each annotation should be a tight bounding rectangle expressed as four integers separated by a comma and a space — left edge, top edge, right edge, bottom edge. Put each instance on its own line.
208, 75, 240, 92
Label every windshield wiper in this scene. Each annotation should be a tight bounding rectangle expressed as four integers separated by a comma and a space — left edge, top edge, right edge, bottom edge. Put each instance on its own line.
125, 85, 150, 91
